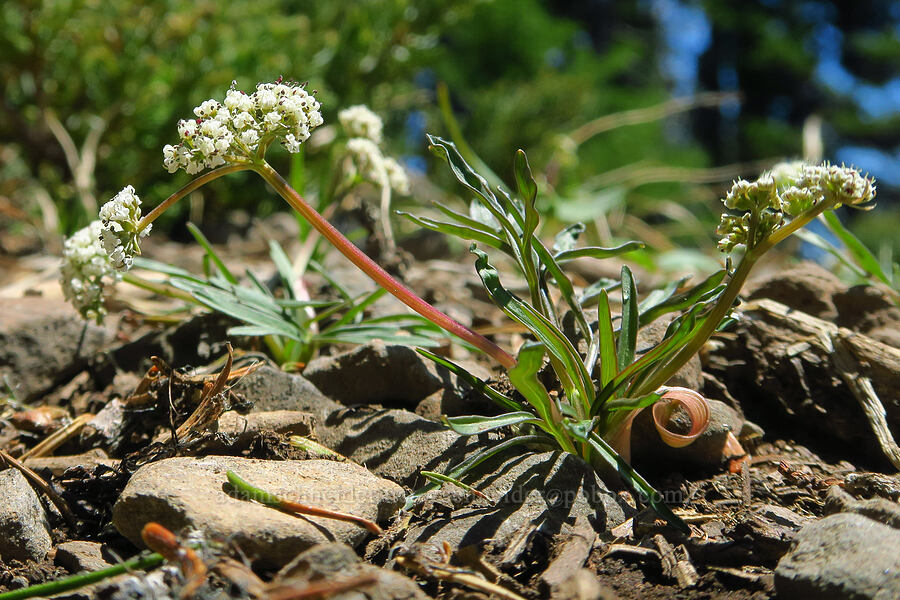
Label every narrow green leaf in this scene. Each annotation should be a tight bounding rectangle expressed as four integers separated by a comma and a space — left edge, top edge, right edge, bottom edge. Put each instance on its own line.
186, 222, 237, 284
268, 239, 297, 299
822, 211, 892, 286
443, 412, 538, 436
403, 434, 553, 510
639, 269, 727, 327
397, 211, 509, 251
552, 223, 585, 254
507, 343, 556, 425
597, 289, 617, 388
472, 246, 593, 409
554, 241, 645, 263
416, 349, 524, 412
603, 392, 661, 412
617, 266, 638, 372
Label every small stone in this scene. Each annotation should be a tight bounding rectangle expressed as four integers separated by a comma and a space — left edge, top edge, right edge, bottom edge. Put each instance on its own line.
0, 297, 114, 401
0, 468, 52, 562
746, 262, 844, 320
303, 340, 491, 411
775, 513, 900, 600
634, 317, 703, 390
200, 410, 315, 452
231, 365, 339, 421
55, 541, 113, 573
25, 449, 118, 477
824, 485, 900, 529
113, 456, 404, 567
317, 407, 479, 486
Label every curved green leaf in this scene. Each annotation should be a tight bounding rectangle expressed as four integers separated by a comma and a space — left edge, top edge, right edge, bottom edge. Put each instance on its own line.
617, 266, 638, 372
416, 348, 523, 412
443, 412, 539, 436
554, 241, 645, 263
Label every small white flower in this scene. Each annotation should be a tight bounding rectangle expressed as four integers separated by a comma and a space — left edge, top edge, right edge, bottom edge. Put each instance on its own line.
346, 137, 386, 183
163, 79, 324, 174
98, 186, 151, 272
383, 157, 410, 195
60, 221, 120, 323
338, 105, 384, 143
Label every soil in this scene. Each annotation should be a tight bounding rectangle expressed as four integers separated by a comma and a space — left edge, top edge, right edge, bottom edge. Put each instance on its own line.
1, 223, 898, 600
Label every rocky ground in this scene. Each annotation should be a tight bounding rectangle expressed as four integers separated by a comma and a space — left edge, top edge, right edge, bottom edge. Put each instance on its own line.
1, 229, 899, 600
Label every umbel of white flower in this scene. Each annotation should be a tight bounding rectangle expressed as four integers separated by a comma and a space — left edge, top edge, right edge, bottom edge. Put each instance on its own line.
60, 221, 120, 323
99, 185, 150, 271
163, 80, 324, 174
338, 105, 384, 144
717, 161, 875, 253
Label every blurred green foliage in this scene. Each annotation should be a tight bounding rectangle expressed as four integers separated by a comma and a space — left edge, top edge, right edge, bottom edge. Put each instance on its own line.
1, 0, 709, 247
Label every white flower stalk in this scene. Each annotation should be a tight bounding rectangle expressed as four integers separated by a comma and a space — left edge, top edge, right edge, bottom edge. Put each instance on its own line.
60, 220, 120, 323
718, 162, 876, 252
99, 185, 151, 271
383, 157, 410, 195
163, 79, 323, 174
338, 105, 384, 143
346, 137, 387, 184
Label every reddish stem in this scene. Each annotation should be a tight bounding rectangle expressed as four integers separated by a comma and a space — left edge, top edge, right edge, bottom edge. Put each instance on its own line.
253, 161, 517, 368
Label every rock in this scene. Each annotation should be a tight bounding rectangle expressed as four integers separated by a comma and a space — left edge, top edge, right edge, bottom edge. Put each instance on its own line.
112, 456, 404, 567
316, 407, 479, 486
0, 297, 114, 401
775, 513, 900, 600
201, 410, 315, 452
277, 542, 428, 599
231, 365, 339, 421
834, 285, 900, 348
24, 449, 119, 476
553, 569, 619, 600
0, 468, 52, 562
746, 262, 844, 320
632, 399, 744, 467
55, 541, 114, 573
80, 399, 127, 454
401, 451, 629, 563
303, 340, 492, 412
824, 485, 900, 529
634, 318, 702, 390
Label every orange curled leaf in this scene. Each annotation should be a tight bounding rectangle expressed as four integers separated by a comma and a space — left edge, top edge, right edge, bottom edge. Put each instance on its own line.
651, 387, 710, 448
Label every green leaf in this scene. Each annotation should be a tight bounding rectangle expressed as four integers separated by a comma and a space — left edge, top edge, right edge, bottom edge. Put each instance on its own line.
603, 392, 661, 412
431, 200, 503, 236
596, 289, 617, 388
472, 246, 594, 411
268, 239, 297, 298
132, 257, 204, 283
416, 349, 524, 412
443, 412, 539, 436
397, 211, 509, 251
186, 222, 237, 284
552, 223, 585, 254
821, 211, 892, 286
403, 434, 552, 510
507, 343, 556, 426
639, 269, 727, 327
563, 422, 689, 535
617, 266, 638, 372
554, 241, 645, 263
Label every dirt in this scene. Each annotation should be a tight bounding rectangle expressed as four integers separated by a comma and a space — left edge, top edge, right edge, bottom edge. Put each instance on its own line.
1, 225, 899, 600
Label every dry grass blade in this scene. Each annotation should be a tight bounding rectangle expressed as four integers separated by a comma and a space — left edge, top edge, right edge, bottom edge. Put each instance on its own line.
20, 413, 94, 460
395, 549, 528, 600
0, 449, 77, 526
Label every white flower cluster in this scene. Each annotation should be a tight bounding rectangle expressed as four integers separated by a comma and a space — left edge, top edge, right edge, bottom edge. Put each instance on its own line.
99, 185, 150, 271
339, 105, 410, 196
717, 161, 876, 252
163, 80, 324, 174
60, 221, 120, 323
338, 105, 383, 144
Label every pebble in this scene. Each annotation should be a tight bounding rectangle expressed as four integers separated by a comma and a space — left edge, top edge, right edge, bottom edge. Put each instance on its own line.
0, 468, 52, 562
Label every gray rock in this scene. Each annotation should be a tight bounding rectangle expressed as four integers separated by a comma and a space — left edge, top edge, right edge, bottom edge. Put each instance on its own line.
55, 541, 114, 573
316, 407, 479, 486
24, 450, 119, 477
775, 513, 900, 600
0, 468, 52, 562
201, 410, 316, 452
277, 542, 428, 600
401, 451, 629, 561
113, 456, 404, 567
232, 365, 339, 421
824, 485, 900, 529
303, 340, 491, 412
746, 261, 844, 320
0, 297, 114, 401
632, 399, 743, 467
634, 317, 702, 390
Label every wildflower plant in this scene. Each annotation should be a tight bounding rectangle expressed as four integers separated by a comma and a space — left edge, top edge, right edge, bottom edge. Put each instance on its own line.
60, 78, 877, 532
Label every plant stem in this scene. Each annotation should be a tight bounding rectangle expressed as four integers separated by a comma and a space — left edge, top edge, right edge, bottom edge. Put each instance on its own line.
635, 199, 836, 395
137, 164, 250, 232
0, 553, 164, 600
252, 161, 517, 368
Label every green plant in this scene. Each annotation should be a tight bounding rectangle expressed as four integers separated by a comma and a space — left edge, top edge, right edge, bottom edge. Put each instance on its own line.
60, 80, 876, 531
131, 227, 444, 369
401, 140, 876, 532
